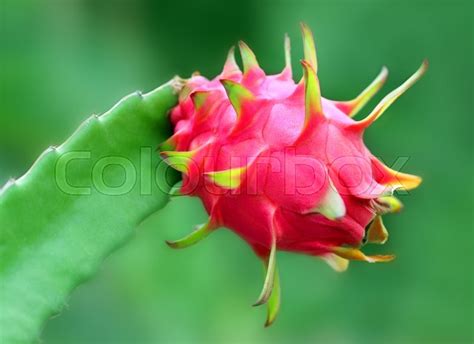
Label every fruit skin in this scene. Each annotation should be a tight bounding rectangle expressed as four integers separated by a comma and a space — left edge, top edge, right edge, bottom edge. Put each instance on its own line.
161, 24, 426, 326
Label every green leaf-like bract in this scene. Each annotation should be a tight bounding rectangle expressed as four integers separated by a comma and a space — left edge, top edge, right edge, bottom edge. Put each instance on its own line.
0, 80, 181, 343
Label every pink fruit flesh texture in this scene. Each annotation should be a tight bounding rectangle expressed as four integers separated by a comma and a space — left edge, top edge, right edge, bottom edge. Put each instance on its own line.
161, 24, 426, 326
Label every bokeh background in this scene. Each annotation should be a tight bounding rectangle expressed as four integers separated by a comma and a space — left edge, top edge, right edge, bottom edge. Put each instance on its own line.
1, 0, 473, 343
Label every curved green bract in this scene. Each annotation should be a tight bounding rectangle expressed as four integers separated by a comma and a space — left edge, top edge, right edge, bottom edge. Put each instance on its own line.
0, 79, 182, 343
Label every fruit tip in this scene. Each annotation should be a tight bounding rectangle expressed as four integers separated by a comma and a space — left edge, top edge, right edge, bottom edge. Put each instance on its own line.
238, 40, 247, 49
299, 21, 310, 31
252, 299, 266, 307
264, 318, 275, 328
367, 254, 396, 263
422, 59, 429, 70
165, 240, 179, 249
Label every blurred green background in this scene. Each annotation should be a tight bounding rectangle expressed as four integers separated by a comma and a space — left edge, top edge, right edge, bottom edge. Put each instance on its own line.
1, 0, 473, 343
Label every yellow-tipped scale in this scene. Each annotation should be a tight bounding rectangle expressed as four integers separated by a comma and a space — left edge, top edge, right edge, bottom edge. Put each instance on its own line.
322, 253, 350, 272
366, 215, 389, 244
378, 163, 423, 191
332, 246, 395, 263
372, 195, 404, 214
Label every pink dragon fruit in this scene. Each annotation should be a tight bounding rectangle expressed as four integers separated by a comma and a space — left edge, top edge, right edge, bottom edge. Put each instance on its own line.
161, 23, 426, 326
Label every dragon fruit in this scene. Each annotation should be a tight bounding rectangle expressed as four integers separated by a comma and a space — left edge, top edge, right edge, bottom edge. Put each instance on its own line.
161, 23, 426, 326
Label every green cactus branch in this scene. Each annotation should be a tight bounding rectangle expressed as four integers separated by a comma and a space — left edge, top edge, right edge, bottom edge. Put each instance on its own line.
0, 79, 183, 343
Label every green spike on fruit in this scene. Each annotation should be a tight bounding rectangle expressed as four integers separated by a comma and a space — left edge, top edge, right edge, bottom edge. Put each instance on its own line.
160, 150, 196, 173
334, 66, 389, 117
321, 254, 350, 272
220, 79, 254, 117
238, 40, 260, 73
284, 34, 292, 75
355, 60, 428, 129
222, 46, 240, 75
301, 60, 323, 124
158, 134, 177, 152
300, 22, 318, 72
191, 91, 210, 111
253, 236, 277, 307
166, 220, 215, 249
205, 166, 248, 189
265, 265, 281, 327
